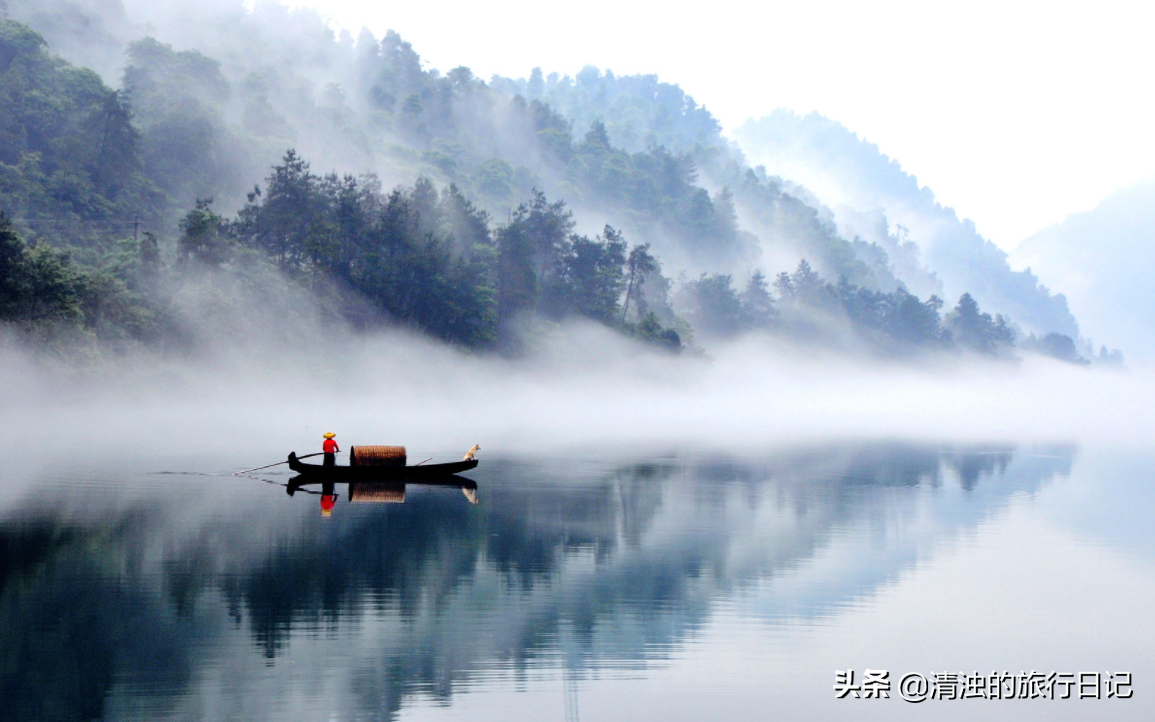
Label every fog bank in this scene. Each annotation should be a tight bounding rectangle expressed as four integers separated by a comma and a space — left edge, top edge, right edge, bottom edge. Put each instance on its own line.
4, 324, 1151, 478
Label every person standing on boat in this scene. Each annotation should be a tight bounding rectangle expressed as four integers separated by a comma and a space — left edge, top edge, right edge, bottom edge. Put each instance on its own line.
322, 432, 339, 468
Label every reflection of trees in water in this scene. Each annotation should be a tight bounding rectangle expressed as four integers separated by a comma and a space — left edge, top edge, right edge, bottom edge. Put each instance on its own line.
218, 498, 483, 659
0, 516, 194, 722
0, 443, 1075, 720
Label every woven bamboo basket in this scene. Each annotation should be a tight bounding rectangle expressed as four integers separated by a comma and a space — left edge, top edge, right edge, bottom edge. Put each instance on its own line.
349, 445, 407, 467
349, 482, 406, 504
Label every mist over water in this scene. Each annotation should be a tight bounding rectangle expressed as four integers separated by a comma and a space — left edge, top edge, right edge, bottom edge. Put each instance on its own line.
2, 226, 1150, 721
4, 322, 1151, 480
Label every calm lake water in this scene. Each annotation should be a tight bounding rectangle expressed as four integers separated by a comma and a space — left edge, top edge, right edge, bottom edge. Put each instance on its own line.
2, 442, 1152, 721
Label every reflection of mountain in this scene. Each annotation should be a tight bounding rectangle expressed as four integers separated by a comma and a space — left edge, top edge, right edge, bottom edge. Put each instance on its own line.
0, 444, 1074, 720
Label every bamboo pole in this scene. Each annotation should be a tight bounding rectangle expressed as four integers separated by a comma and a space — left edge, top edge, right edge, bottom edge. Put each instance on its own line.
234, 452, 326, 475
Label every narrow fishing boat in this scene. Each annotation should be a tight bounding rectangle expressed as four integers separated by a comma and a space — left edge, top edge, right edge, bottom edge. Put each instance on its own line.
286, 443, 479, 481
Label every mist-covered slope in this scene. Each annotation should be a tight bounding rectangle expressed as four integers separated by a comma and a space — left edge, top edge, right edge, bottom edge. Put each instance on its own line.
1014, 179, 1155, 359
733, 110, 1080, 339
0, 0, 1093, 364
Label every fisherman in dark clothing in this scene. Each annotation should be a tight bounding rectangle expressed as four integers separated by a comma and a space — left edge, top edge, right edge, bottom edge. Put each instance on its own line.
322, 432, 339, 468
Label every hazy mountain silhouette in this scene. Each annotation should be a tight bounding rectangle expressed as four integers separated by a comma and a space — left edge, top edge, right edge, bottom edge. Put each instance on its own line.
1014, 179, 1155, 359
734, 109, 1080, 339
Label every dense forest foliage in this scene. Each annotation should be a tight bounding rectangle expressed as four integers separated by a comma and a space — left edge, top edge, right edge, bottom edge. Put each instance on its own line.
0, 7, 1105, 365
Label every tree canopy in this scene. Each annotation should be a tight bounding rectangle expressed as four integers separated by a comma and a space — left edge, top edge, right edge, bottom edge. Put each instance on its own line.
0, 14, 1108, 365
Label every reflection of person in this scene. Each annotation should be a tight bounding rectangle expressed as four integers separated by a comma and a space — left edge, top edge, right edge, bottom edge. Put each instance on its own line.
320, 493, 336, 517
322, 432, 339, 468
320, 480, 336, 517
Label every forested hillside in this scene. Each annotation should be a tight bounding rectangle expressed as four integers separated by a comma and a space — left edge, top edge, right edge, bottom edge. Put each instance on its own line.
733, 110, 1082, 341
0, 1, 1103, 366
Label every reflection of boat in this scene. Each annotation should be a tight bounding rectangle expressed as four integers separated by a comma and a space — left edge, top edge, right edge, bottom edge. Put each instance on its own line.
286, 451, 478, 479
348, 481, 479, 505
349, 482, 407, 504
286, 476, 479, 505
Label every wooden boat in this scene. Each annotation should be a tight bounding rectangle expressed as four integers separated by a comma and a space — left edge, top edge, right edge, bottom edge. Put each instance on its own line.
287, 451, 478, 480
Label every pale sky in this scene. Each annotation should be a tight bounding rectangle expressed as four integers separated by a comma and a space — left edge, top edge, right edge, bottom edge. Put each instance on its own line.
289, 0, 1155, 250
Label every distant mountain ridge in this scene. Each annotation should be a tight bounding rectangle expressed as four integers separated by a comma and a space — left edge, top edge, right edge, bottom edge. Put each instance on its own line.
733, 110, 1080, 340
1014, 180, 1155, 359
0, 0, 1097, 361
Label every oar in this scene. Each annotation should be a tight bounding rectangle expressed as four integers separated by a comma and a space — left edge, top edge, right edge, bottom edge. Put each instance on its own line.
234, 452, 326, 476
413, 457, 433, 466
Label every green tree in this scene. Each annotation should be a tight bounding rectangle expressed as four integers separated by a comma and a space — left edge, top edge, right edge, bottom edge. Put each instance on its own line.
491, 190, 574, 323
789, 260, 828, 305
883, 290, 944, 347
621, 243, 657, 321
439, 183, 491, 259
235, 150, 329, 273
677, 273, 744, 340
548, 225, 627, 322
0, 21, 159, 246
634, 311, 682, 352
177, 199, 230, 268
522, 189, 574, 280
0, 212, 29, 317
476, 159, 513, 200
741, 270, 775, 330
0, 214, 83, 332
526, 67, 544, 98
1036, 332, 1084, 363
123, 36, 235, 206
945, 293, 1014, 354
347, 187, 493, 345
495, 216, 537, 323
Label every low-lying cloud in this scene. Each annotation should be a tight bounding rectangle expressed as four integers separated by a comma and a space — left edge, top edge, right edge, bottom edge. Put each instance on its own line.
4, 322, 1151, 485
